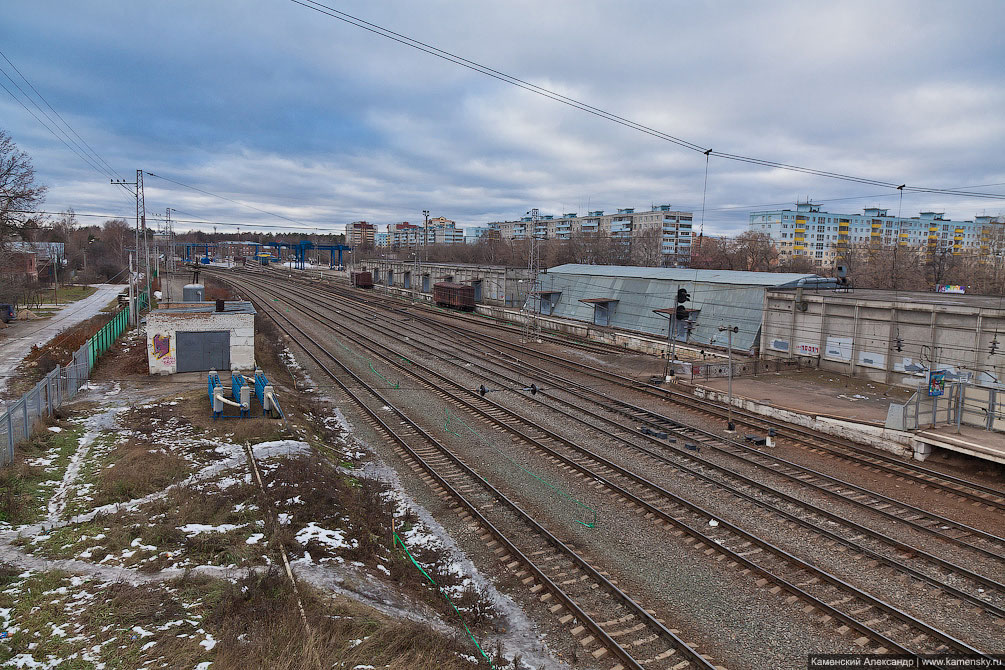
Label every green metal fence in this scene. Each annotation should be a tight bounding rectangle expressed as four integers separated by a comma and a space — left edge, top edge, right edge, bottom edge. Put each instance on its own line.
4, 295, 136, 465
88, 307, 130, 370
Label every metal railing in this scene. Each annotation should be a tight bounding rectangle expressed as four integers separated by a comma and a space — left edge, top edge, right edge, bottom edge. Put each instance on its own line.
885, 381, 1005, 433
1, 301, 135, 466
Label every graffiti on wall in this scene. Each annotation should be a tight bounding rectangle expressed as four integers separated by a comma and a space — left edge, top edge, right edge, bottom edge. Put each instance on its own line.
152, 333, 172, 360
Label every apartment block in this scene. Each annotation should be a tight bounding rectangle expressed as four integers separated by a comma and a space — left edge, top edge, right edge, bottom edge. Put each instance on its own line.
346, 221, 376, 246
488, 204, 694, 267
749, 202, 1005, 268
376, 218, 464, 248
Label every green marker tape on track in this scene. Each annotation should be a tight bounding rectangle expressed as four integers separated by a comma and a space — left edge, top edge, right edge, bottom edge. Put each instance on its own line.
444, 409, 597, 529
393, 530, 495, 668
334, 338, 400, 389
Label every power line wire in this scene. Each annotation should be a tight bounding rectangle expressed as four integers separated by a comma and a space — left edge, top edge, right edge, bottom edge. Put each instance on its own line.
144, 171, 321, 228
292, 0, 1005, 201
0, 49, 123, 180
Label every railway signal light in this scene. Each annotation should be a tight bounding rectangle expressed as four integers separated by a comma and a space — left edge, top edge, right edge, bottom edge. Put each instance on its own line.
676, 287, 690, 304
478, 384, 488, 396
675, 305, 689, 321
522, 384, 539, 395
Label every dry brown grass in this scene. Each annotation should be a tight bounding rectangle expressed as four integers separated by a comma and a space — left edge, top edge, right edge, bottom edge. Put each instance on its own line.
207, 570, 487, 670
262, 453, 497, 630
76, 575, 214, 668
2, 311, 119, 399
92, 438, 189, 507
170, 389, 288, 445
254, 311, 289, 379
203, 275, 235, 301
0, 419, 81, 524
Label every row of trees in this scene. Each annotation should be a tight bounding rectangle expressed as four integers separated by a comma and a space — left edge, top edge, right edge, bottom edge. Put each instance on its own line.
1, 130, 140, 307
372, 227, 1005, 295
370, 227, 668, 268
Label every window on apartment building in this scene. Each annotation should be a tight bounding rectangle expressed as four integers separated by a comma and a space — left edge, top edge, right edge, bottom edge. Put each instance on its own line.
817, 225, 825, 232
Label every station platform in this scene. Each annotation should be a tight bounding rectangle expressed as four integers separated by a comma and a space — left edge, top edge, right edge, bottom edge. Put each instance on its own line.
696, 368, 914, 426
692, 368, 1005, 467
914, 426, 1005, 465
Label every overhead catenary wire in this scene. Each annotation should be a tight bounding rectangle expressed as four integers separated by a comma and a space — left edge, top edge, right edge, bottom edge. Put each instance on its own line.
291, 0, 1005, 202
0, 52, 134, 206
144, 172, 322, 228
0, 48, 123, 181
4, 209, 343, 232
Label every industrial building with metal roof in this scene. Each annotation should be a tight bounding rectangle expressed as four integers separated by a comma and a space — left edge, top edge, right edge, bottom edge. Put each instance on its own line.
535, 264, 835, 353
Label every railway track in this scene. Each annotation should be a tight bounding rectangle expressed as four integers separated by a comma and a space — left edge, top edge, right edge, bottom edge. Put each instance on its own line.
242, 276, 722, 670
220, 270, 1002, 658
255, 265, 1005, 511
229, 268, 1005, 539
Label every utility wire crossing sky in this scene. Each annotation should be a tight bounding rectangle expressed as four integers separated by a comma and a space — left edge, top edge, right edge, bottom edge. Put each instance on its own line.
1, 1, 1003, 234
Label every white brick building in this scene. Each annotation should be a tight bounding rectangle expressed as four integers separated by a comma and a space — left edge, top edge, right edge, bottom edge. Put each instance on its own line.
146, 302, 256, 374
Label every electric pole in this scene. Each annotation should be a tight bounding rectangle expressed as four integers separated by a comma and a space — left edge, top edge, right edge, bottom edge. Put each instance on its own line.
421, 210, 430, 299
165, 208, 173, 302
524, 208, 541, 342
137, 170, 149, 314
718, 324, 739, 432
110, 172, 143, 326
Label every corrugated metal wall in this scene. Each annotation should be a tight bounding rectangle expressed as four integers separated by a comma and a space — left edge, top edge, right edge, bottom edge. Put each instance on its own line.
536, 271, 768, 352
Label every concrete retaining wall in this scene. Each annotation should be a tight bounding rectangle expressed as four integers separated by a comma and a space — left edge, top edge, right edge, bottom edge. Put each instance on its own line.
692, 384, 915, 458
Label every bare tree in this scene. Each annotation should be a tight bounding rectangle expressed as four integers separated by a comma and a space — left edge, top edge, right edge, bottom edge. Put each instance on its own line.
630, 227, 663, 267
0, 130, 46, 246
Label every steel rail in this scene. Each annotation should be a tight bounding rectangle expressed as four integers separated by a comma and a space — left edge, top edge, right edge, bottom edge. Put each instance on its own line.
225, 269, 1005, 558
266, 274, 1005, 602
249, 265, 1005, 507
242, 279, 717, 670
231, 273, 991, 657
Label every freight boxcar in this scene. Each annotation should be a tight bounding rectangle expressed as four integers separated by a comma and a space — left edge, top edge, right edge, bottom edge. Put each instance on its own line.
351, 271, 374, 289
433, 281, 475, 311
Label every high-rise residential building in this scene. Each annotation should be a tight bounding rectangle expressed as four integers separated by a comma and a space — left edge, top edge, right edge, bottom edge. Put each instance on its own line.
464, 226, 494, 243
346, 221, 376, 246
383, 222, 421, 247
488, 204, 694, 267
749, 201, 1005, 268
426, 217, 464, 245
375, 218, 465, 248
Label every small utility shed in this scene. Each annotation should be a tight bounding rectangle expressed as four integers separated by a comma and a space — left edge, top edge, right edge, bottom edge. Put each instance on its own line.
146, 301, 256, 374
536, 264, 834, 353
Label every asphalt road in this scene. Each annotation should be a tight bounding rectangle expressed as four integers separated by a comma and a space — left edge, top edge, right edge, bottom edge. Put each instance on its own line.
0, 284, 126, 394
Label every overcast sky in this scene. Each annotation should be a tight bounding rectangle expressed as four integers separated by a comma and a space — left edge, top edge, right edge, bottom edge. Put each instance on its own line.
2, 1, 1004, 236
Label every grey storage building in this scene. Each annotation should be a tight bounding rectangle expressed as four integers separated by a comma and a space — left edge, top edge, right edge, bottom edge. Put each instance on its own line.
536, 265, 834, 353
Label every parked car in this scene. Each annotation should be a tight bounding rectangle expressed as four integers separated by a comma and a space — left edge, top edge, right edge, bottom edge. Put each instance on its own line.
0, 304, 15, 323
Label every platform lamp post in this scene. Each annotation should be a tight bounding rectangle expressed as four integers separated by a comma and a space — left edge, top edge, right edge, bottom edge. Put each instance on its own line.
718, 324, 739, 432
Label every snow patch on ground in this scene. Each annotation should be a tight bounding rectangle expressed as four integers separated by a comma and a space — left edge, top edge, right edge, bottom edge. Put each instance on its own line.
295, 523, 357, 551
